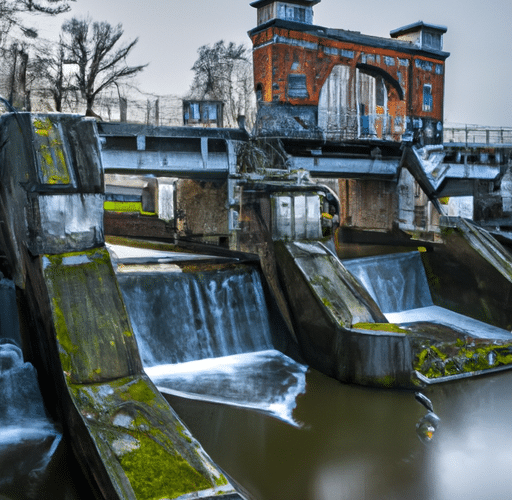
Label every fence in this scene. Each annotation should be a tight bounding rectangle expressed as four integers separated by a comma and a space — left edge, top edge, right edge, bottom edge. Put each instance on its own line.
444, 124, 512, 146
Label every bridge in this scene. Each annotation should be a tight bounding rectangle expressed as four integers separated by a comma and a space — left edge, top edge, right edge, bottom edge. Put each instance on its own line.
98, 122, 248, 179
98, 122, 512, 202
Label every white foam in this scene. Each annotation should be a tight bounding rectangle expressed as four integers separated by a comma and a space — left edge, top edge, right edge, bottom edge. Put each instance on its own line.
386, 306, 512, 340
145, 350, 308, 426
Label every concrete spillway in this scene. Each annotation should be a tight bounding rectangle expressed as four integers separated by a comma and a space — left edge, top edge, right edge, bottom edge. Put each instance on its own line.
273, 234, 512, 387
0, 112, 246, 499
343, 251, 512, 341
114, 255, 307, 426
119, 267, 274, 365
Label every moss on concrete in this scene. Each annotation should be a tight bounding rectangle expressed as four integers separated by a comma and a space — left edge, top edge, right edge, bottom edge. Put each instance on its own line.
352, 322, 409, 334
413, 339, 512, 379
43, 248, 142, 384
70, 375, 236, 499
119, 430, 211, 500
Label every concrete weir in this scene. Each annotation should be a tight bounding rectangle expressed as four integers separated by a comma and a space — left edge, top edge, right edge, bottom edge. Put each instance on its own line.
0, 113, 245, 499
273, 224, 512, 388
274, 240, 415, 387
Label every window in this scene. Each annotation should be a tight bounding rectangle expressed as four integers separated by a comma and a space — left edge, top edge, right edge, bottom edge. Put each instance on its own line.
423, 31, 442, 50
184, 101, 223, 127
423, 84, 433, 112
278, 3, 307, 23
376, 78, 386, 107
293, 6, 306, 22
288, 74, 309, 99
190, 103, 200, 120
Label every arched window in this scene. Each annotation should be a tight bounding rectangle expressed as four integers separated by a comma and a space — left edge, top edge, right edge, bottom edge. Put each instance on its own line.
318, 65, 356, 141
318, 64, 405, 141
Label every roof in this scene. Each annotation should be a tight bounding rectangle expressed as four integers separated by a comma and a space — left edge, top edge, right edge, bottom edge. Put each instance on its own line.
249, 19, 450, 60
390, 21, 448, 38
250, 0, 320, 8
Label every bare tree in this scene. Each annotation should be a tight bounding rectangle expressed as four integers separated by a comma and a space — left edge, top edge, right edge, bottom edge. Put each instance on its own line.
61, 17, 147, 118
0, 0, 73, 45
0, 0, 73, 108
188, 40, 256, 128
31, 38, 70, 111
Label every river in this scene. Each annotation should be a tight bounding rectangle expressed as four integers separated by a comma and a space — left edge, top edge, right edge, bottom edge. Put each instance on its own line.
165, 367, 512, 500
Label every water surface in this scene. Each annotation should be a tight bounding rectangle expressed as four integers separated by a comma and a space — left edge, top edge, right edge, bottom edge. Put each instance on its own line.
165, 367, 512, 500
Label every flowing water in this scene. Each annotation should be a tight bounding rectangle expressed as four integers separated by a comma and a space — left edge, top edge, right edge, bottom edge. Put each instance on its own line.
342, 251, 434, 313
344, 251, 512, 340
134, 253, 512, 499
4, 250, 512, 499
118, 265, 308, 425
118, 267, 275, 365
0, 279, 93, 500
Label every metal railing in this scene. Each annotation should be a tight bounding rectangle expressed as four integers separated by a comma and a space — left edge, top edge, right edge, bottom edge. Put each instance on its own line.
444, 123, 512, 146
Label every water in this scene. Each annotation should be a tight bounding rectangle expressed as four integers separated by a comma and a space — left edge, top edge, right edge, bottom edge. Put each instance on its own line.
118, 267, 274, 365
146, 350, 308, 424
0, 279, 93, 500
166, 367, 512, 500
344, 251, 512, 340
0, 342, 62, 498
118, 266, 308, 425
343, 251, 433, 313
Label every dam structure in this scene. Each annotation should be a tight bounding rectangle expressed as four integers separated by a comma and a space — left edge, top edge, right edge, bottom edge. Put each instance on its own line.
0, 112, 246, 499
109, 244, 307, 425
2, 2, 512, 497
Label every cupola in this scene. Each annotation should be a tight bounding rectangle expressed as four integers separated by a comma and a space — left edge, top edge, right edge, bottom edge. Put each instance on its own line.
390, 21, 447, 52
250, 0, 320, 26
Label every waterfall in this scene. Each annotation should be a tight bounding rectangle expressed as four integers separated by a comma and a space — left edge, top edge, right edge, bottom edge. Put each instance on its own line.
117, 264, 307, 426
343, 251, 512, 341
118, 266, 274, 366
343, 251, 433, 314
0, 341, 62, 493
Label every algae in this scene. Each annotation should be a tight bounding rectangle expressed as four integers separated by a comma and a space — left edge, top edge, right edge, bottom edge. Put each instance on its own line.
119, 431, 211, 500
121, 378, 156, 404
43, 247, 141, 383
69, 376, 232, 500
33, 116, 71, 185
352, 322, 409, 334
104, 200, 156, 216
413, 338, 512, 379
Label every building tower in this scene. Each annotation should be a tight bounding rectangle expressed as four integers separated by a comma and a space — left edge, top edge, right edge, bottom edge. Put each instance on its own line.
250, 0, 320, 26
249, 0, 449, 146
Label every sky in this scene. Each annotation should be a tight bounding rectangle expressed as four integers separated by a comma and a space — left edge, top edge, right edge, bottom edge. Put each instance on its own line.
30, 0, 512, 127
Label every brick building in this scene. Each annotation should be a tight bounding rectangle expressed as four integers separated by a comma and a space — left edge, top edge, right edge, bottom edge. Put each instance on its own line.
249, 0, 449, 146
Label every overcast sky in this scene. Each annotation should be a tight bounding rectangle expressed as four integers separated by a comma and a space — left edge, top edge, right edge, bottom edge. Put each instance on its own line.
32, 0, 512, 127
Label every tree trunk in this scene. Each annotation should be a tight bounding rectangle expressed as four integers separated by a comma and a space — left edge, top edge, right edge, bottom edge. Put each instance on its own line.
85, 97, 102, 120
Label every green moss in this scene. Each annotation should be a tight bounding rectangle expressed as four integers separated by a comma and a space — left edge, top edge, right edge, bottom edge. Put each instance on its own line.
44, 248, 140, 383
33, 116, 71, 185
353, 322, 409, 334
104, 200, 156, 216
51, 297, 76, 374
176, 424, 193, 444
120, 432, 211, 500
414, 338, 512, 379
376, 375, 395, 388
321, 297, 333, 309
121, 379, 156, 404
215, 474, 229, 487
440, 226, 457, 238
